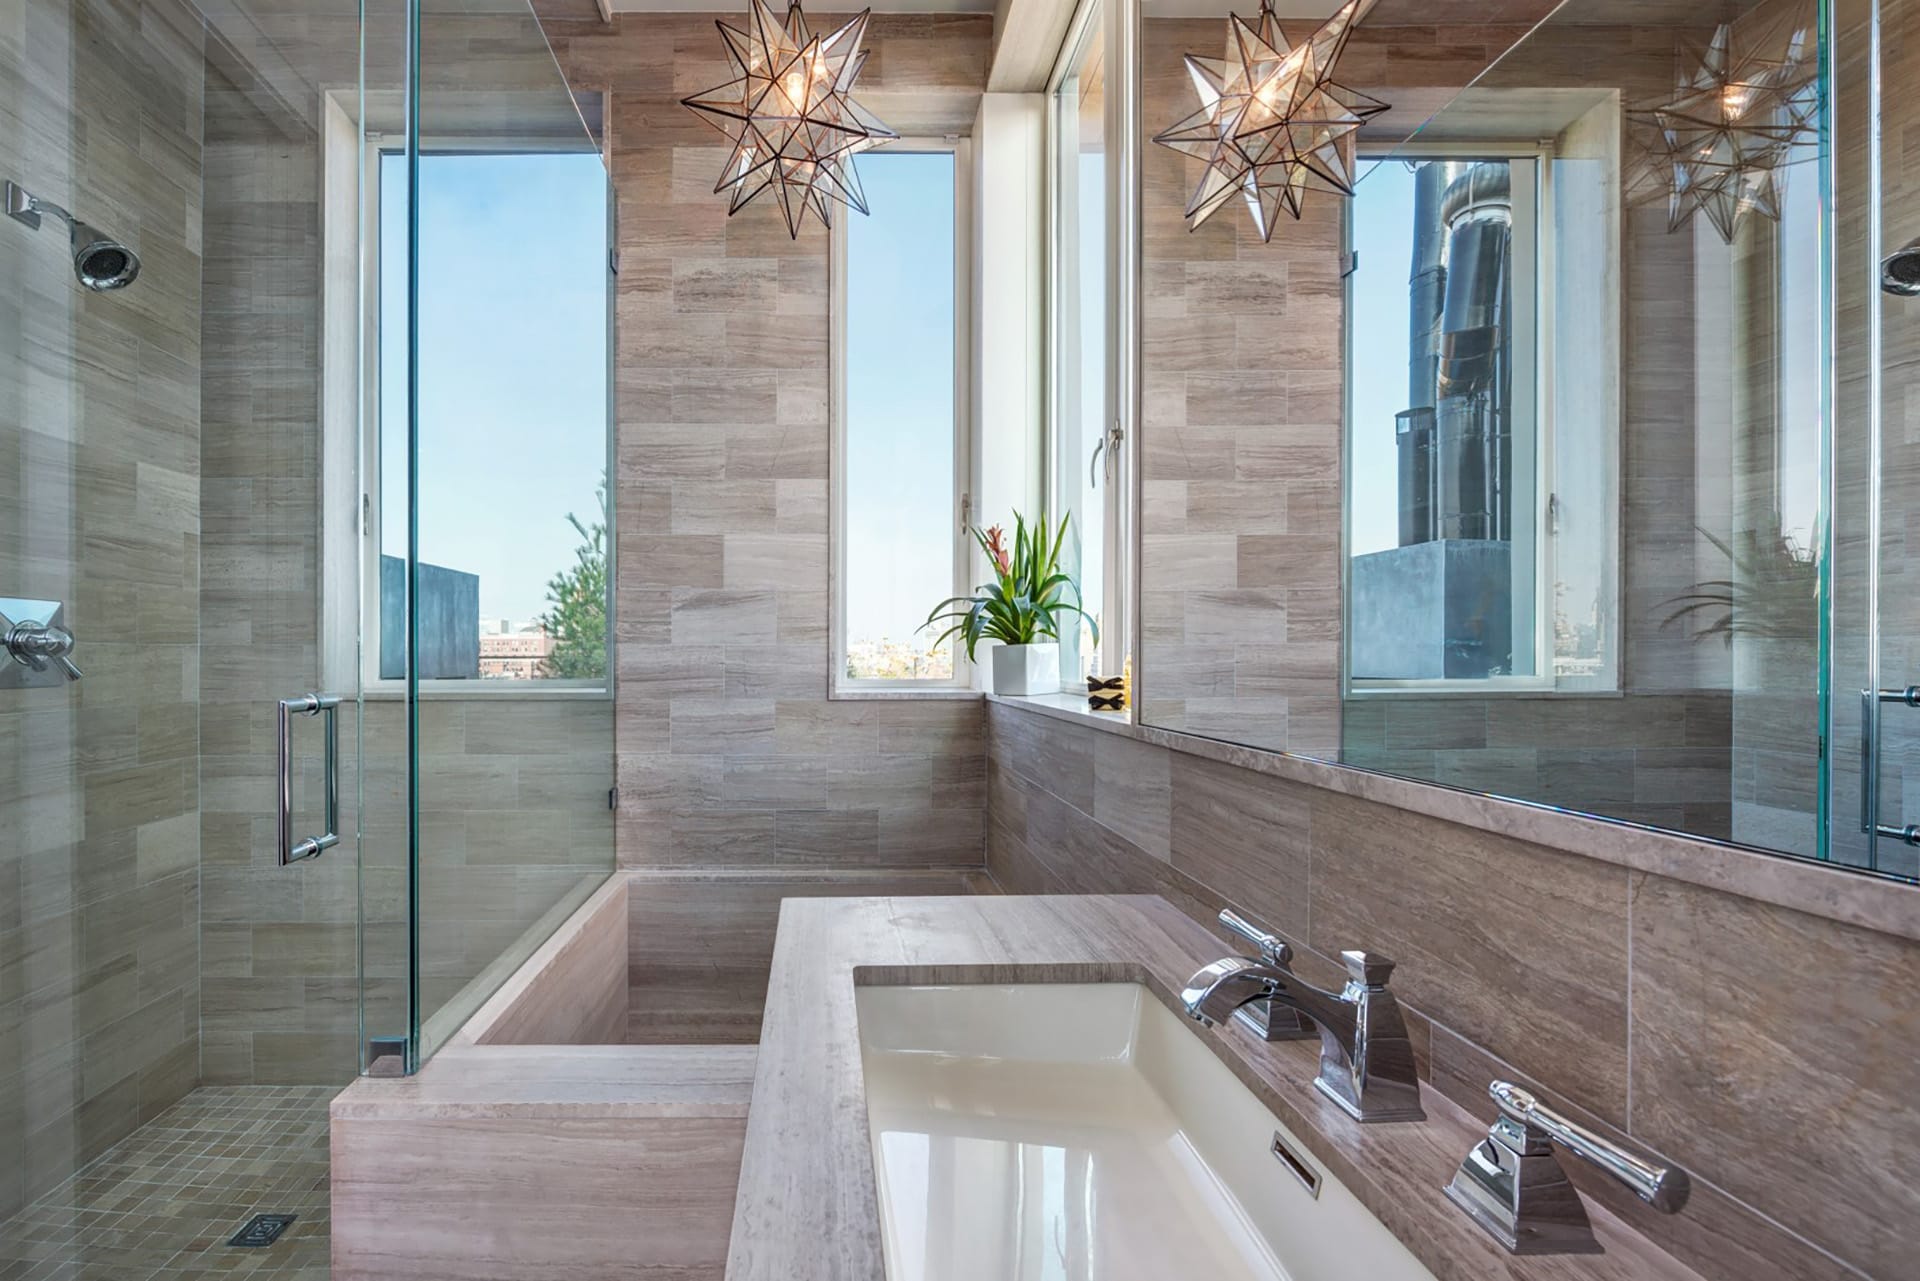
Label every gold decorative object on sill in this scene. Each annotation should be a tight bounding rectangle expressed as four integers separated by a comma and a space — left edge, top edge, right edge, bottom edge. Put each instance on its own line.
681, 0, 897, 238
1152, 0, 1387, 242
1088, 674, 1126, 712
1627, 8, 1818, 245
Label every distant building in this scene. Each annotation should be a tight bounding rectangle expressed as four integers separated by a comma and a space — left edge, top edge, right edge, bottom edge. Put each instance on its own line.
479, 622, 554, 679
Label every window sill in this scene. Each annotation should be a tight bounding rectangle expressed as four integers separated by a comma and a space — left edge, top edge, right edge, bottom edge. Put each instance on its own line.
358, 684, 612, 702
830, 686, 982, 701
984, 690, 1134, 735
1344, 685, 1626, 699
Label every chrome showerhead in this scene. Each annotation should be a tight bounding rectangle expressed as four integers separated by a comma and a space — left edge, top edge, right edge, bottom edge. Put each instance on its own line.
5, 180, 141, 292
1885, 235, 1920, 297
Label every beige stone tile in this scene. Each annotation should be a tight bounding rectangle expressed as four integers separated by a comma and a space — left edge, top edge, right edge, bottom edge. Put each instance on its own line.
669, 698, 777, 756
1629, 875, 1920, 1280
1311, 791, 1632, 1125
1093, 734, 1172, 861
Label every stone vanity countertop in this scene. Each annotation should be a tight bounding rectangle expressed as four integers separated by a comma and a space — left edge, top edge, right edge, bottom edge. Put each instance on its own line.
724, 893, 1704, 1281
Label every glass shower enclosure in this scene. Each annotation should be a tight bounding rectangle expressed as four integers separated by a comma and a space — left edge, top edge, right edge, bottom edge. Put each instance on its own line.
0, 0, 613, 1270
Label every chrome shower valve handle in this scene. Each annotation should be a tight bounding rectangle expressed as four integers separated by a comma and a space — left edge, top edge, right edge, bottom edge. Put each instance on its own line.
1, 598, 83, 687
5, 620, 82, 680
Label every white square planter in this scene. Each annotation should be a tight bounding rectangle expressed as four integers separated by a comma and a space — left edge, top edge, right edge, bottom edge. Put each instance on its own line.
991, 643, 1060, 696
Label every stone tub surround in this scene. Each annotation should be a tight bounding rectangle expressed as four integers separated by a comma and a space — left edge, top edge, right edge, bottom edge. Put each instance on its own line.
331, 874, 756, 1280
726, 893, 1703, 1281
331, 1043, 755, 1281
626, 867, 997, 1043
986, 697, 1920, 1281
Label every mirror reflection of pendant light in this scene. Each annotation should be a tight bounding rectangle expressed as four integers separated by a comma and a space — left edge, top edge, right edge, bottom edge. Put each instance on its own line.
681, 0, 898, 238
1152, 0, 1387, 243
1628, 9, 1818, 245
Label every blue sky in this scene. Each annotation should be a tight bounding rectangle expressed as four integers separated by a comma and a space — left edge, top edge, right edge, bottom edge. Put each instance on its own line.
843, 151, 957, 649
1347, 159, 1417, 558
381, 150, 609, 627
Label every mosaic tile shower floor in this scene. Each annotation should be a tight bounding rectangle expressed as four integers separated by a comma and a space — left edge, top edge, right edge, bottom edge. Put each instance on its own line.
0, 1086, 336, 1281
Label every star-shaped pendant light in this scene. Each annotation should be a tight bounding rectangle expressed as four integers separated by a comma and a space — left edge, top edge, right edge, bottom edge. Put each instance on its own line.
682, 0, 898, 238
1153, 0, 1387, 242
1628, 11, 1818, 245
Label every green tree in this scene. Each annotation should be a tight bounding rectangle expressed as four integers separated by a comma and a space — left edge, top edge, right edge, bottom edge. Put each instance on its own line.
539, 478, 610, 680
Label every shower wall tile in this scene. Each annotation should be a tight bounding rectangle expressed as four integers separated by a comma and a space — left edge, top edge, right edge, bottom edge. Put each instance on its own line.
544, 13, 993, 876
0, 0, 207, 1221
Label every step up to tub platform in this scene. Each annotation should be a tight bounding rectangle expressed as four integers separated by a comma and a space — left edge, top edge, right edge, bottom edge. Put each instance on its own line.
329, 868, 989, 1280
331, 1042, 756, 1281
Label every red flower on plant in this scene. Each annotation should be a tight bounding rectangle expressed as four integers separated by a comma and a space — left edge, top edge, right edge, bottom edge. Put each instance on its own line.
983, 524, 1011, 577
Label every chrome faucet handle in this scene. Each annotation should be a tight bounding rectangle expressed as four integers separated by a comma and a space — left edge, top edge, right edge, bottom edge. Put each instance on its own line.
1218, 908, 1291, 964
1446, 1080, 1689, 1255
1213, 909, 1313, 1042
1341, 950, 1396, 988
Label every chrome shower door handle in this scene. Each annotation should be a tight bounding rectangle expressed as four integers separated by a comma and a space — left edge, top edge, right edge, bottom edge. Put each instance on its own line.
1861, 687, 1920, 846
278, 693, 342, 865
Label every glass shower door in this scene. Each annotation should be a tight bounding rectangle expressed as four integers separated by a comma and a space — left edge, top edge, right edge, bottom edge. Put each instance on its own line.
1832, 0, 1920, 879
400, 0, 619, 1064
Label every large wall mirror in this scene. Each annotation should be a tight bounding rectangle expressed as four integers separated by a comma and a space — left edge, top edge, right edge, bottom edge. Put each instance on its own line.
1136, 0, 1915, 881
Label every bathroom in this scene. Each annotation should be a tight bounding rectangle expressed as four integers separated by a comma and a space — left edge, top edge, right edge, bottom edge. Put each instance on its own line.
0, 0, 1911, 1276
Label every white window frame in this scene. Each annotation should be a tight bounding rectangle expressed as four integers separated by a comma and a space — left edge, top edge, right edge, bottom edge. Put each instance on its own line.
329, 133, 615, 700
1342, 141, 1578, 698
829, 138, 978, 697
1044, 0, 1130, 688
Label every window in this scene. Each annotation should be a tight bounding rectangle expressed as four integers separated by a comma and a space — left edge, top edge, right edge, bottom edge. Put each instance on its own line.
366, 148, 612, 690
1345, 147, 1615, 692
832, 145, 971, 689
1048, 0, 1116, 684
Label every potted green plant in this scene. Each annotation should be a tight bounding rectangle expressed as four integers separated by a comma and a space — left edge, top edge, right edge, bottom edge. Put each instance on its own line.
921, 512, 1097, 696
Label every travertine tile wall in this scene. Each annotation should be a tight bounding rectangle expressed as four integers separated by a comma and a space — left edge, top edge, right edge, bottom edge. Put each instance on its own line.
521, 8, 1004, 1046
540, 10, 994, 877
0, 0, 207, 1220
986, 699, 1919, 1281
195, 48, 378, 1089
1341, 691, 1736, 836
1141, 15, 1755, 839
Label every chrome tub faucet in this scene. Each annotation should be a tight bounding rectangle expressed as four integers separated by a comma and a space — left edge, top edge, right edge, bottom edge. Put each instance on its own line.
1211, 909, 1315, 1041
1181, 916, 1426, 1124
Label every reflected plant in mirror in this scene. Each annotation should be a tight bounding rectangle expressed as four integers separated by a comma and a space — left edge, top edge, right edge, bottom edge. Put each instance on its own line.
1656, 526, 1819, 647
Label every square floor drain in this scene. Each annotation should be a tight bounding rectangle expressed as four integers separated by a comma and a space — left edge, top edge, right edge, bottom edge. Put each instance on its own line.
228, 1213, 297, 1247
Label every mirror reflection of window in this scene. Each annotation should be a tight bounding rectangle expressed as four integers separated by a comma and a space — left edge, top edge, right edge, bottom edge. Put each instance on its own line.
1347, 155, 1547, 687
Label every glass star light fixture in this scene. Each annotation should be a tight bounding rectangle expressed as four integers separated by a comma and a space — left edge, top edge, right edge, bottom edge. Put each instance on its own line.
682, 0, 897, 238
1630, 11, 1818, 245
1153, 0, 1387, 242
